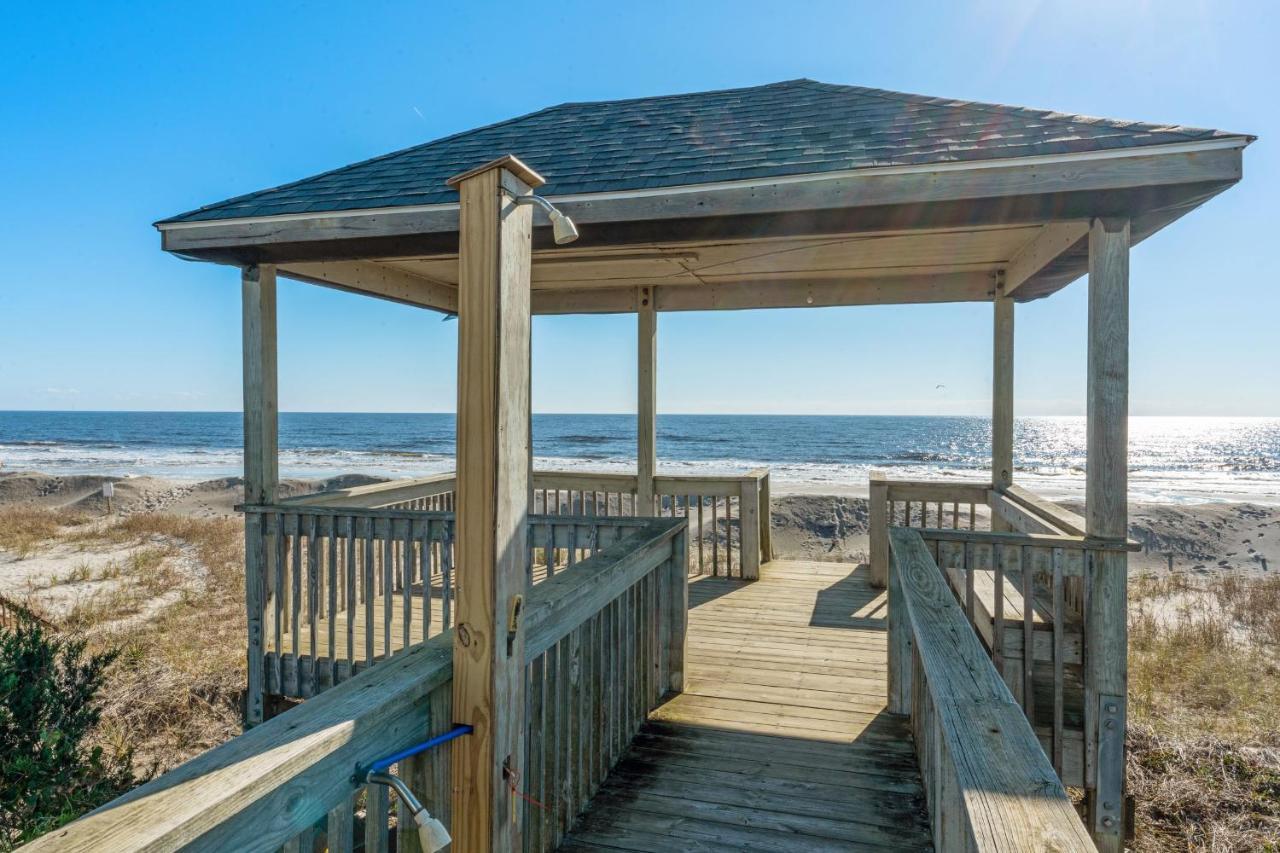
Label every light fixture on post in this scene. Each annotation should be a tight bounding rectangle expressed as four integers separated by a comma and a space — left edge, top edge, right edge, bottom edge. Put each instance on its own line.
513, 193, 579, 244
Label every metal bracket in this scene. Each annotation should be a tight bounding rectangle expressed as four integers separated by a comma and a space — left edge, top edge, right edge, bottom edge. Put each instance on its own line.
1094, 693, 1126, 837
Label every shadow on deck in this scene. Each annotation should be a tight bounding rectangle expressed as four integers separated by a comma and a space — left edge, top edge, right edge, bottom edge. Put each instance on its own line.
560, 560, 932, 852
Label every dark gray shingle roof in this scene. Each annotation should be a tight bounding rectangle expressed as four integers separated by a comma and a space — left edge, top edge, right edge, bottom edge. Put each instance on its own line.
161, 79, 1239, 224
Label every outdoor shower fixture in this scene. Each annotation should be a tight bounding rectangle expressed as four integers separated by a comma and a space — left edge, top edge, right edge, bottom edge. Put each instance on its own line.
514, 193, 579, 244
365, 771, 451, 852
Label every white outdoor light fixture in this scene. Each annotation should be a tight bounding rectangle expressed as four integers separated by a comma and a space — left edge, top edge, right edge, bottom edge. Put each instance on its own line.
514, 193, 579, 244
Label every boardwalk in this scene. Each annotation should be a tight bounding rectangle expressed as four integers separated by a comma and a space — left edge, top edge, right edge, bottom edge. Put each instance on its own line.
560, 560, 932, 852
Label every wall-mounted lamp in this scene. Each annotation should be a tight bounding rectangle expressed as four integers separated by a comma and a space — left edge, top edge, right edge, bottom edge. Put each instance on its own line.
514, 194, 579, 245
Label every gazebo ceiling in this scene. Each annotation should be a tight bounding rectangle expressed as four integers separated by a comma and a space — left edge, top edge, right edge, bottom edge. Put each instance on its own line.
157, 80, 1251, 312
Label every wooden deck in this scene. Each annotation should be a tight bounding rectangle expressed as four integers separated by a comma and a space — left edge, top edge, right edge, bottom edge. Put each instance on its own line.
560, 559, 932, 852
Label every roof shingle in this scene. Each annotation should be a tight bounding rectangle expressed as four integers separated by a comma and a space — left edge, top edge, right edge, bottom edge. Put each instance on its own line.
161, 79, 1240, 224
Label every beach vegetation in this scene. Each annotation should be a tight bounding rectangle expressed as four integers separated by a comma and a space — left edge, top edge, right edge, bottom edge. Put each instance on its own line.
0, 621, 136, 849
1129, 572, 1280, 850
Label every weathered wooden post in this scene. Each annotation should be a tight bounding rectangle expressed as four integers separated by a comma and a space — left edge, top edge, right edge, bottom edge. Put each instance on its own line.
739, 475, 762, 580
869, 471, 888, 588
241, 263, 277, 726
447, 155, 540, 853
1084, 216, 1130, 851
992, 281, 1015, 534
636, 286, 657, 516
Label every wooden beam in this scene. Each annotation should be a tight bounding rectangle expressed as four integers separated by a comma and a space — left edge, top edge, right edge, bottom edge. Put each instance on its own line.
636, 288, 657, 515
450, 159, 539, 853
532, 271, 995, 315
280, 260, 458, 313
1084, 216, 1130, 852
1003, 221, 1089, 295
241, 264, 277, 726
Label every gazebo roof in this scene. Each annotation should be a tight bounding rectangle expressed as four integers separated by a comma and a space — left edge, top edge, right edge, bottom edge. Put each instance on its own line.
161, 79, 1239, 225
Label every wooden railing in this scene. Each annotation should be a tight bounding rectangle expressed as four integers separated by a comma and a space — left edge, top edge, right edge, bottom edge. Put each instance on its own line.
521, 520, 687, 851
28, 518, 687, 853
873, 473, 1138, 845
240, 503, 656, 712
888, 526, 1096, 852
282, 467, 771, 580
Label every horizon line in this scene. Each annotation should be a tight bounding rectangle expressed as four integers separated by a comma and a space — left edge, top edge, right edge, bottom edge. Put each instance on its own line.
3, 409, 1278, 419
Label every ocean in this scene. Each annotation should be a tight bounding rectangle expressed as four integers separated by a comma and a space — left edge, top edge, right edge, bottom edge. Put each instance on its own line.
1, 411, 1277, 504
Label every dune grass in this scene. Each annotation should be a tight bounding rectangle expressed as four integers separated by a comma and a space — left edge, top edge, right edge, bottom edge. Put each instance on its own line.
1129, 572, 1280, 850
0, 507, 246, 773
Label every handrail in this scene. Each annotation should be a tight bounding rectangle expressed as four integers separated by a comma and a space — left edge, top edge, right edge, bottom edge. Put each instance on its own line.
26, 518, 686, 853
280, 472, 457, 508
887, 527, 1095, 852
23, 631, 456, 852
915, 526, 1140, 553
999, 484, 1088, 537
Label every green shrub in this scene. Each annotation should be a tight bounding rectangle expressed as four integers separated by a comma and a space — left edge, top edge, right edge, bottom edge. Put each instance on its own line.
0, 621, 136, 849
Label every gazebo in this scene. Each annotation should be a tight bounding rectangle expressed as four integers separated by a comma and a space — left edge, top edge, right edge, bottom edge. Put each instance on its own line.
36, 80, 1250, 853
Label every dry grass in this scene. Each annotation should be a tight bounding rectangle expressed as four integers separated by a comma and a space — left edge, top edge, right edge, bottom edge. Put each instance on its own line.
0, 507, 246, 774
0, 506, 90, 557
1129, 573, 1280, 850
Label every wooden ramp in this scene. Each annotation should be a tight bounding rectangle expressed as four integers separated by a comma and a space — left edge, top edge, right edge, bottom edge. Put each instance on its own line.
560, 560, 932, 852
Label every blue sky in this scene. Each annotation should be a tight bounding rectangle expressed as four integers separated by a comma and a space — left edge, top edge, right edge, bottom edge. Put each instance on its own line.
1, 1, 1275, 417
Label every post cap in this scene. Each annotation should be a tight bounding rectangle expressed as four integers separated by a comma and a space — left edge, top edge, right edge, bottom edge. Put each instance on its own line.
445, 154, 545, 190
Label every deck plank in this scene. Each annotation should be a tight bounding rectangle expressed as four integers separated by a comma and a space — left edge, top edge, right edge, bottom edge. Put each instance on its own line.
560, 559, 932, 851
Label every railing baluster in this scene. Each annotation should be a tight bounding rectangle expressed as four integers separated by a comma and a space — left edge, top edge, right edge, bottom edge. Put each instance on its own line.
420, 520, 432, 641
306, 514, 318, 696
272, 512, 285, 694
442, 524, 454, 630
364, 781, 389, 852
287, 516, 301, 696
362, 517, 375, 667
326, 794, 354, 853
964, 542, 975, 625
993, 543, 1006, 679
1022, 544, 1035, 721
401, 519, 412, 652
711, 498, 720, 576
1051, 546, 1065, 778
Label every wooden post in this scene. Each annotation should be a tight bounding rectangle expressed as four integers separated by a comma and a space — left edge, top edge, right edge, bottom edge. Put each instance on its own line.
992, 287, 1015, 490
242, 263, 278, 726
991, 284, 1015, 533
739, 476, 761, 580
1084, 217, 1130, 852
869, 471, 889, 588
447, 155, 541, 853
636, 287, 657, 516
758, 470, 773, 563
663, 529, 689, 694
885, 535, 912, 716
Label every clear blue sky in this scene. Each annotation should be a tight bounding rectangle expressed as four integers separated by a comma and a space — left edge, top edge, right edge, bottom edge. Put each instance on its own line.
1, 1, 1275, 417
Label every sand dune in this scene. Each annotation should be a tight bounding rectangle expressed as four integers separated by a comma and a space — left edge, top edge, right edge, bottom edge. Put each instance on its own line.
3, 470, 1276, 582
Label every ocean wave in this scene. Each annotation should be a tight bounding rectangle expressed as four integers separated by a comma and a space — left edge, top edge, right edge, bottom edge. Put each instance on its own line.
556, 435, 613, 445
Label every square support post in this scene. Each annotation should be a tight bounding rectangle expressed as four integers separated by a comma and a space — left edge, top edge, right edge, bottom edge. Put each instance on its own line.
869, 471, 888, 588
992, 286, 1015, 488
447, 156, 541, 853
1084, 217, 1130, 852
636, 287, 657, 516
241, 263, 277, 726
